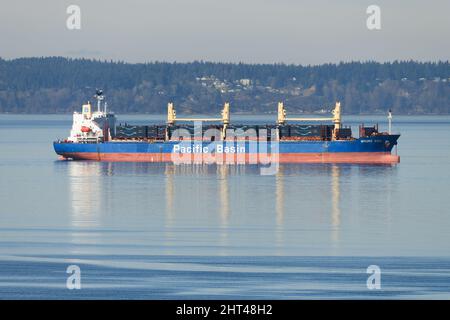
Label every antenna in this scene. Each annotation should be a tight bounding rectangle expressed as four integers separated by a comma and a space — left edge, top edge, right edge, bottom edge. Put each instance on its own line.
94, 89, 104, 113
388, 109, 393, 134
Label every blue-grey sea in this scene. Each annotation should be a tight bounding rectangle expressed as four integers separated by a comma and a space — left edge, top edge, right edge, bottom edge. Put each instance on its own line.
0, 114, 450, 299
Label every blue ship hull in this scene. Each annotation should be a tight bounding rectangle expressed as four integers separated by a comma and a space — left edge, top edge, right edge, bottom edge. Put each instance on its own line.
54, 135, 400, 164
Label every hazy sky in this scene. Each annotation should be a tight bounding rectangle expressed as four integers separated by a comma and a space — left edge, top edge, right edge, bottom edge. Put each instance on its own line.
0, 0, 449, 64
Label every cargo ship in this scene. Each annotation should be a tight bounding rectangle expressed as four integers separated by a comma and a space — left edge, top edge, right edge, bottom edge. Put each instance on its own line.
54, 91, 400, 164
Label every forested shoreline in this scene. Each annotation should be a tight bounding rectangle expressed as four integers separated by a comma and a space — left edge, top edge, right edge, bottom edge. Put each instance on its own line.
0, 57, 448, 114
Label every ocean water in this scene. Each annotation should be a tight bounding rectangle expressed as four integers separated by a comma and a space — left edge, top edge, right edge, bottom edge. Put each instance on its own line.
0, 114, 450, 299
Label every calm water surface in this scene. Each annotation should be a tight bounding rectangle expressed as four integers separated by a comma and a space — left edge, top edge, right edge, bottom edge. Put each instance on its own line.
0, 114, 450, 299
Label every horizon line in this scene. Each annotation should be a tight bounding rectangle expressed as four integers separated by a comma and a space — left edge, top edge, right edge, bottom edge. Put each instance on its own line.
1, 56, 449, 67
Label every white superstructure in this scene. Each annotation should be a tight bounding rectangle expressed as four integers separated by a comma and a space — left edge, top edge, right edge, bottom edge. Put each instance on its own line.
67, 90, 115, 143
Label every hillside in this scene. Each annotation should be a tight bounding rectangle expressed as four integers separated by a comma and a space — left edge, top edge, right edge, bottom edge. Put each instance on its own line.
0, 57, 449, 114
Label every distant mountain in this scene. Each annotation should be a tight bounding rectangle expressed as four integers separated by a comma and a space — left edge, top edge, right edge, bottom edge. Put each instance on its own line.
0, 57, 449, 114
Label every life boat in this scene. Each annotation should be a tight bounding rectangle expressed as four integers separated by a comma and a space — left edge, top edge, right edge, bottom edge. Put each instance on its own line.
81, 126, 91, 133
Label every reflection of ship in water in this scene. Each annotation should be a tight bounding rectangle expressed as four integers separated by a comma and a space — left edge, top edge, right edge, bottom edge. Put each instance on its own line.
331, 165, 340, 245
158, 163, 347, 254
275, 167, 285, 251
217, 165, 230, 252
64, 162, 396, 255
68, 162, 104, 228
274, 164, 341, 253
159, 165, 245, 228
162, 164, 231, 254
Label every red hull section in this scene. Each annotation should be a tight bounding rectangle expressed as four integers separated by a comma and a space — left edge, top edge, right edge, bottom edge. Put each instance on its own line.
60, 152, 400, 164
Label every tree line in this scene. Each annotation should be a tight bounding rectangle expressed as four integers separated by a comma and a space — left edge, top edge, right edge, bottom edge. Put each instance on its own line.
0, 57, 448, 114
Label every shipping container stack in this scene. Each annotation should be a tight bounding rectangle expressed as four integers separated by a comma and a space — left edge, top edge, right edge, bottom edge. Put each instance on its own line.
113, 124, 167, 141
224, 125, 277, 140
112, 123, 353, 142
167, 125, 195, 140
359, 124, 379, 138
229, 125, 259, 140
146, 125, 166, 141
278, 124, 335, 141
115, 125, 148, 140
335, 127, 352, 139
259, 125, 278, 141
